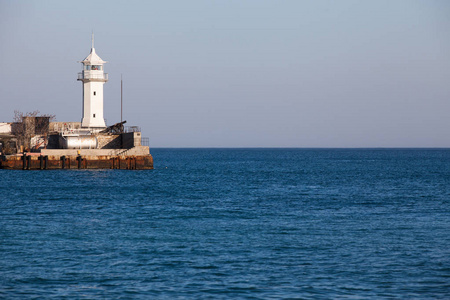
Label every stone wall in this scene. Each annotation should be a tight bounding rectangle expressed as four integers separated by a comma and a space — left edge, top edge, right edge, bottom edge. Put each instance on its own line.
97, 134, 121, 149
49, 122, 82, 133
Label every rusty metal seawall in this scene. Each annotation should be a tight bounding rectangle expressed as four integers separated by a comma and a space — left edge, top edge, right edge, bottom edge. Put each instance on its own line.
0, 154, 153, 170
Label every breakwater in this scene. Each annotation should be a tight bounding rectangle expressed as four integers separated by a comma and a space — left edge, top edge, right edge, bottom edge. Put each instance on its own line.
0, 153, 153, 170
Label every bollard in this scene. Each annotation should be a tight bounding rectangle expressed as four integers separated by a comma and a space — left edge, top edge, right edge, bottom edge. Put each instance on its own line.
22, 153, 26, 170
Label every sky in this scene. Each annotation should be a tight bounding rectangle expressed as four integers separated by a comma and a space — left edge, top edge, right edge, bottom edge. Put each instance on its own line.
1, 0, 449, 147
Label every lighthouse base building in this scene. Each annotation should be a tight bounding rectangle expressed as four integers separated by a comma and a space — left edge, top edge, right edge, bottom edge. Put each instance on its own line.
0, 38, 153, 170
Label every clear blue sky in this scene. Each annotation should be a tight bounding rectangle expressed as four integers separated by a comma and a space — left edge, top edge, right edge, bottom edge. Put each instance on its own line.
1, 0, 449, 147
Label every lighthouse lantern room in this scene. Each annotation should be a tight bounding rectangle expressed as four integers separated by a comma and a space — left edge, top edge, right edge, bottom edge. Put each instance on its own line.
78, 35, 108, 129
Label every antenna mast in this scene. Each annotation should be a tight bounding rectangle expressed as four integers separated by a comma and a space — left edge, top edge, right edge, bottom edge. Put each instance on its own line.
121, 74, 123, 123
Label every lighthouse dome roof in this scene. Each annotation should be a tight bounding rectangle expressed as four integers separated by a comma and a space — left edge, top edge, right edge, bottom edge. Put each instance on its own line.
81, 48, 107, 65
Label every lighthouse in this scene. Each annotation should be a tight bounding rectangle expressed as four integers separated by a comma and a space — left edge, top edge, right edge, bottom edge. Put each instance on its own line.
77, 35, 108, 129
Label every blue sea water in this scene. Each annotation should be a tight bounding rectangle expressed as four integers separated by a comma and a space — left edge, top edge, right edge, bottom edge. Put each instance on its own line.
1, 148, 449, 299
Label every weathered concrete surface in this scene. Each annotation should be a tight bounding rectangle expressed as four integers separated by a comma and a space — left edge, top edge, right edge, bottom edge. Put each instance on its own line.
122, 132, 142, 148
49, 122, 82, 133
97, 134, 121, 149
40, 146, 150, 157
0, 123, 12, 134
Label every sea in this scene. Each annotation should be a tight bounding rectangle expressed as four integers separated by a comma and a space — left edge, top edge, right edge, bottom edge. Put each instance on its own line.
1, 148, 449, 299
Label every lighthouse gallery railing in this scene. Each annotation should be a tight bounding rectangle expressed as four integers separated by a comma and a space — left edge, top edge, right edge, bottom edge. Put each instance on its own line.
77, 72, 108, 80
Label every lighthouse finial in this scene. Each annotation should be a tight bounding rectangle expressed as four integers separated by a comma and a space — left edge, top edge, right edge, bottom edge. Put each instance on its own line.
91, 31, 94, 49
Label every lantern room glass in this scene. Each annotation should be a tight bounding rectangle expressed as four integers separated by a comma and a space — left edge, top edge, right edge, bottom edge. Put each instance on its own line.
85, 65, 102, 71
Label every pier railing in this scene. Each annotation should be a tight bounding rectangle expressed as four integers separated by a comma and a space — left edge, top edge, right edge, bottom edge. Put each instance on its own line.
141, 137, 149, 146
124, 126, 141, 133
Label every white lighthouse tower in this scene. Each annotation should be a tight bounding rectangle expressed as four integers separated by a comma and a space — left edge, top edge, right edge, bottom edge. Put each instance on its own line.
78, 35, 108, 129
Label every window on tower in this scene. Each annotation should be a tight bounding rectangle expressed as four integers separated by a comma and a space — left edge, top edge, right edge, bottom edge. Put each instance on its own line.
85, 65, 102, 71
93, 91, 96, 96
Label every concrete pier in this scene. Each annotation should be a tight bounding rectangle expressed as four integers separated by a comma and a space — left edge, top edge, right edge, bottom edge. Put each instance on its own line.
0, 152, 153, 170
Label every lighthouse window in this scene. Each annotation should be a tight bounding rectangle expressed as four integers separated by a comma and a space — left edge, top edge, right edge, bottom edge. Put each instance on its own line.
93, 114, 96, 118
93, 91, 96, 96
85, 65, 102, 70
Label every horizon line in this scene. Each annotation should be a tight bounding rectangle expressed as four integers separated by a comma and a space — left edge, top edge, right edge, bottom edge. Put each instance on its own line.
149, 147, 450, 149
